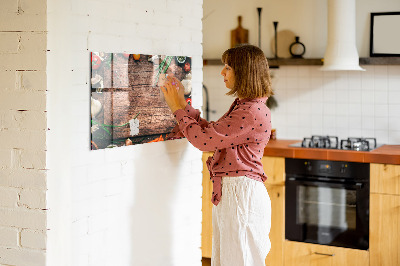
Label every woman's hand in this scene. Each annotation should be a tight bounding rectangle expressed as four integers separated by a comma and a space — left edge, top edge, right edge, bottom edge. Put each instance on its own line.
161, 76, 187, 113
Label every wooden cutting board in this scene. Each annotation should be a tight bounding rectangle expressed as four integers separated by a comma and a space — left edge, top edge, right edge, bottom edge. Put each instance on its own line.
231, 16, 249, 48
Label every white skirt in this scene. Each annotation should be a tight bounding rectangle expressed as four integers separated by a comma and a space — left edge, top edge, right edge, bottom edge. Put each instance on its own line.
212, 176, 271, 266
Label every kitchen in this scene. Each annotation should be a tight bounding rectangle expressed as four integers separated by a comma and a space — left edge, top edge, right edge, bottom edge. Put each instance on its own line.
202, 0, 400, 265
0, 0, 399, 264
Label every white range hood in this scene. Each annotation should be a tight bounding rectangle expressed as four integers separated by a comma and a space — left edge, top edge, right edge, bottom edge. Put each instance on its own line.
320, 0, 365, 71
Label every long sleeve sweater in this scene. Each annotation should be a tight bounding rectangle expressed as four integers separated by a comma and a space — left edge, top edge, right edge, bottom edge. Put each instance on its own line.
171, 97, 271, 205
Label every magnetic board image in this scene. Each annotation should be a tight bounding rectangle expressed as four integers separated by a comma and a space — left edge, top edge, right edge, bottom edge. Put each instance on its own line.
90, 52, 192, 150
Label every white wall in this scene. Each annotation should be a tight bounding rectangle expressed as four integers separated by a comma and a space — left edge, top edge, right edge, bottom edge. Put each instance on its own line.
203, 0, 400, 145
203, 0, 400, 58
0, 0, 48, 265
204, 0, 326, 59
46, 0, 203, 266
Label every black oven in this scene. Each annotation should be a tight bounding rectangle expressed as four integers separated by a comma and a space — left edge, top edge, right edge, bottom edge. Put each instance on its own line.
285, 158, 369, 250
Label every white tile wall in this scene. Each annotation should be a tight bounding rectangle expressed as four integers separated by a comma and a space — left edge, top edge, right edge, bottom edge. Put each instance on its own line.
204, 65, 400, 144
271, 65, 400, 144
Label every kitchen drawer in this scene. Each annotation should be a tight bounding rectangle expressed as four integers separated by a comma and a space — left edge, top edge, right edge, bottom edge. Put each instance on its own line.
284, 241, 369, 266
370, 163, 400, 196
262, 156, 285, 185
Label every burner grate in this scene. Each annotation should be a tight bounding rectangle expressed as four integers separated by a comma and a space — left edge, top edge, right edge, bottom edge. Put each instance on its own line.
296, 136, 378, 151
301, 135, 339, 149
340, 137, 377, 151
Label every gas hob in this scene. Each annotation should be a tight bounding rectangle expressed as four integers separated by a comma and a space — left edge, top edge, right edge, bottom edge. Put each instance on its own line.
289, 135, 382, 151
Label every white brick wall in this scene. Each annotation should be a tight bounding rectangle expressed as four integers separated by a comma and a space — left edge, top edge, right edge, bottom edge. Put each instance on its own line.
46, 1, 203, 266
0, 0, 48, 264
0, 187, 19, 208
0, 227, 19, 247
21, 229, 47, 250
0, 247, 46, 266
2, 0, 203, 264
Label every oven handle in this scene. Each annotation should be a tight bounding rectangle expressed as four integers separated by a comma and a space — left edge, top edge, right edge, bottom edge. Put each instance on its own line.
314, 252, 335, 257
286, 177, 364, 189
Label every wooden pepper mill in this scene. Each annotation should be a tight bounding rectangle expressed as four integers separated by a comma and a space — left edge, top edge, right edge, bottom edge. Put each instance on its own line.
231, 16, 249, 48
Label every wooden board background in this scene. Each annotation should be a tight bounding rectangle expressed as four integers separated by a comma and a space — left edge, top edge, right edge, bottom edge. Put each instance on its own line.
91, 53, 191, 149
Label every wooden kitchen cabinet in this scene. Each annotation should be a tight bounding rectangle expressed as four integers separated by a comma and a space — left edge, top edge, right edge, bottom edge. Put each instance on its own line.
370, 163, 400, 266
262, 156, 285, 266
370, 163, 400, 195
202, 152, 213, 258
284, 241, 369, 266
261, 156, 285, 186
370, 193, 400, 266
264, 184, 285, 266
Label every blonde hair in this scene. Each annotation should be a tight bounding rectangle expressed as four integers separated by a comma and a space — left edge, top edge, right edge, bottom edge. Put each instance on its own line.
221, 44, 273, 99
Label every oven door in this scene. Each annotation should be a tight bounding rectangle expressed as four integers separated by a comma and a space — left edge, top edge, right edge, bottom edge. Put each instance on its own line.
285, 177, 369, 250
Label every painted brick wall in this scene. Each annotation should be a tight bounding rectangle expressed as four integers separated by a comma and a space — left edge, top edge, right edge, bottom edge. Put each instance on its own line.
46, 1, 203, 266
1, 0, 203, 265
0, 0, 48, 265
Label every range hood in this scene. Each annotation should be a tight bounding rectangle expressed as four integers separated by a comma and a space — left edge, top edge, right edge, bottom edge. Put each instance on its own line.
320, 0, 365, 71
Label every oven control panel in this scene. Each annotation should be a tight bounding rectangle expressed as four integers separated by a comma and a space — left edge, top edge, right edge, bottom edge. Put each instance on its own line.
318, 162, 331, 173
286, 158, 369, 180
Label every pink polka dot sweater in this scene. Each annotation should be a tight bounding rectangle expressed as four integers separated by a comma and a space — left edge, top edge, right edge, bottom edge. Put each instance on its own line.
171, 97, 271, 206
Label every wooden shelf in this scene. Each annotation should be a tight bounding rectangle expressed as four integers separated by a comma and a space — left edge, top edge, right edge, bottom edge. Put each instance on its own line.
203, 57, 400, 67
268, 58, 322, 67
359, 57, 400, 65
203, 58, 323, 67
202, 59, 223, 66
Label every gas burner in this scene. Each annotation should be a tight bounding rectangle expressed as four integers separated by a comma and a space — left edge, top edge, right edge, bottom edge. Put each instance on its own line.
340, 137, 377, 151
301, 135, 339, 149
290, 136, 380, 151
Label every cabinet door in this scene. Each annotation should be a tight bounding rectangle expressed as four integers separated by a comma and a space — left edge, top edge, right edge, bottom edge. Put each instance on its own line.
265, 185, 284, 266
202, 152, 213, 258
370, 193, 400, 266
261, 156, 285, 185
284, 241, 369, 266
370, 163, 400, 195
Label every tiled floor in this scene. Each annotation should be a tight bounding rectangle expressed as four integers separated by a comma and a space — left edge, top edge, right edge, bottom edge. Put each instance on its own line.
202, 257, 211, 266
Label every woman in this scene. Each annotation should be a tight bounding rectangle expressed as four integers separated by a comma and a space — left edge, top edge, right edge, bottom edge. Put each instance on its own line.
162, 44, 273, 266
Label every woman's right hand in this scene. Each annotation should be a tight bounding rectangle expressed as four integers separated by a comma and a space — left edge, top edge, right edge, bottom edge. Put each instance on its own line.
161, 76, 187, 113
169, 76, 187, 108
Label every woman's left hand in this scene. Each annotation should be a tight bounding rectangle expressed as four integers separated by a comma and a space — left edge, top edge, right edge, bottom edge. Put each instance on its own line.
161, 76, 186, 113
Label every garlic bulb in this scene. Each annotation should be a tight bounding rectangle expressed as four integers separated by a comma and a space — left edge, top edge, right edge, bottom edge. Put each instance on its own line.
91, 97, 102, 118
181, 73, 192, 95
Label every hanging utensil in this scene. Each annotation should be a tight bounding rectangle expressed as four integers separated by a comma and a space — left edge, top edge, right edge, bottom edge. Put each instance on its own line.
257, 8, 262, 48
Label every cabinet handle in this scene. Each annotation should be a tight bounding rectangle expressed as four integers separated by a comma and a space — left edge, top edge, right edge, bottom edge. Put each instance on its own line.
314, 252, 335, 257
